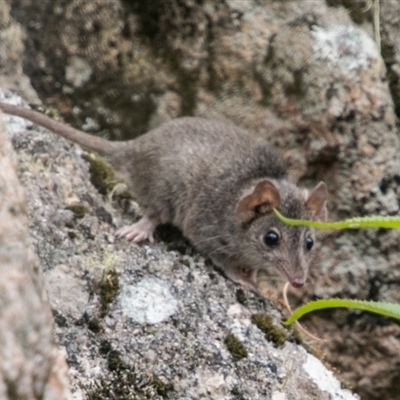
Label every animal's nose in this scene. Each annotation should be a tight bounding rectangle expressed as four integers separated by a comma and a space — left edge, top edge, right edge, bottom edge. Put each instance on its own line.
291, 278, 305, 288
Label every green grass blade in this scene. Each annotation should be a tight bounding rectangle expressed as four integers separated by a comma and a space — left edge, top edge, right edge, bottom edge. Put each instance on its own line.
283, 299, 400, 326
274, 209, 400, 229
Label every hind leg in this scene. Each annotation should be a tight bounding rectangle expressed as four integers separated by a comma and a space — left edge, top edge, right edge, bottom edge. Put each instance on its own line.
116, 215, 159, 243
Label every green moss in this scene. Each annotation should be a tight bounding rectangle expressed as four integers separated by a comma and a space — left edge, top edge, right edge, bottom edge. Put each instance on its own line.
152, 377, 174, 396
224, 333, 248, 360
87, 317, 102, 334
107, 349, 125, 372
86, 351, 138, 400
235, 288, 247, 305
86, 374, 138, 400
65, 204, 90, 218
83, 252, 121, 318
99, 267, 119, 318
82, 152, 131, 198
87, 343, 174, 399
251, 314, 288, 346
99, 339, 112, 355
75, 313, 103, 334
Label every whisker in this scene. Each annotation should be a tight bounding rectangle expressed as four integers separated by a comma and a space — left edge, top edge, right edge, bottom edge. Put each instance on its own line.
207, 244, 236, 257
194, 233, 229, 246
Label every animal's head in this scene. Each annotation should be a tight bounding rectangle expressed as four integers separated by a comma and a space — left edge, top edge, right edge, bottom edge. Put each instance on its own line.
235, 179, 328, 288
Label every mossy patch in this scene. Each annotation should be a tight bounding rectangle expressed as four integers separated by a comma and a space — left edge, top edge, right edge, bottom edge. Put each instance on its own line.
251, 314, 288, 346
86, 347, 138, 400
99, 267, 120, 318
76, 312, 102, 333
84, 252, 121, 319
235, 288, 247, 305
87, 317, 102, 333
87, 342, 174, 399
152, 377, 174, 396
107, 349, 126, 372
224, 333, 248, 360
82, 152, 131, 198
65, 203, 90, 218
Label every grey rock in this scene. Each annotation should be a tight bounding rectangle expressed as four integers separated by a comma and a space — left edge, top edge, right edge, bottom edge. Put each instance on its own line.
5, 0, 400, 398
0, 89, 359, 399
0, 105, 71, 398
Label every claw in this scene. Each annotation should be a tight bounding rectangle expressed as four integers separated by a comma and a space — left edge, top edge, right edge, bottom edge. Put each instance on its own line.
116, 216, 158, 243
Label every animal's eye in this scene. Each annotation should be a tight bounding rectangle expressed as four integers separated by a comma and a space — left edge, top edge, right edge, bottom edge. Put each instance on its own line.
264, 230, 280, 246
305, 236, 314, 251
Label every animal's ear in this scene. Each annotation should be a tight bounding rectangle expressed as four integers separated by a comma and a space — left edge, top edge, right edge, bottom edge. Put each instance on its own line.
236, 180, 280, 225
306, 181, 328, 221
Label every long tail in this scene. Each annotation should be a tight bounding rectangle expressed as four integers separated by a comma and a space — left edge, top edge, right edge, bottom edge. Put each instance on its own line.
0, 102, 115, 156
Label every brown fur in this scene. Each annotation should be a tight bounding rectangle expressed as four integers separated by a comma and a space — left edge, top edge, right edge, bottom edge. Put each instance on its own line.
0, 102, 327, 292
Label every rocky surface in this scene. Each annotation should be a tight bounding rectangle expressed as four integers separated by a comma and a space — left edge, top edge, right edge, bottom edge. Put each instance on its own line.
1, 91, 359, 399
0, 107, 70, 397
2, 0, 400, 399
